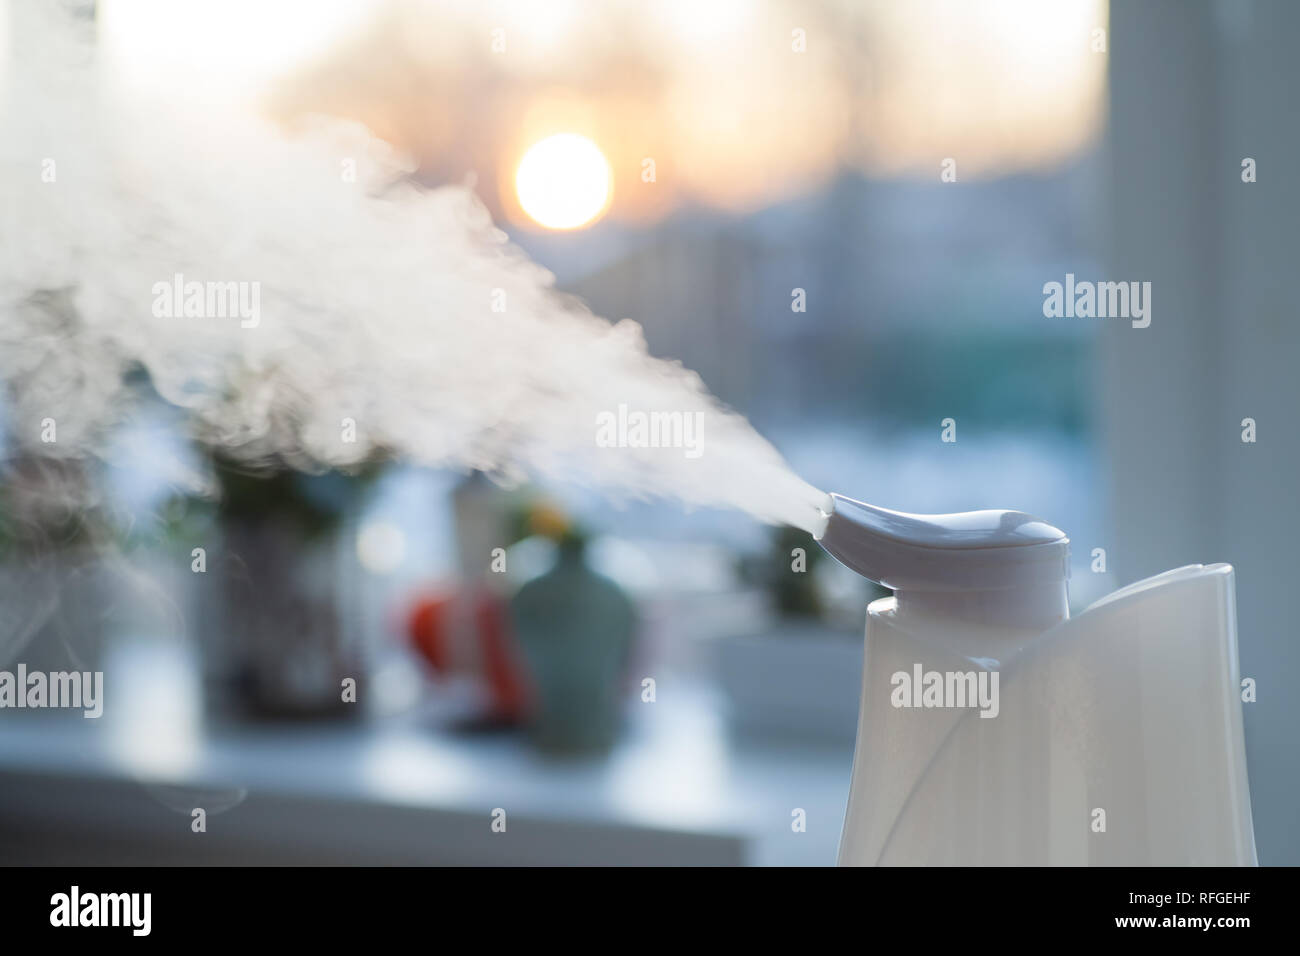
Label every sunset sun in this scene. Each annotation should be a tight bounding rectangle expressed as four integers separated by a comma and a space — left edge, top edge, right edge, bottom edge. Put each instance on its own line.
515, 133, 612, 230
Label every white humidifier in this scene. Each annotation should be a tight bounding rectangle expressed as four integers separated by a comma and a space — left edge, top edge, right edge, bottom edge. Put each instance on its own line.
817, 494, 1256, 866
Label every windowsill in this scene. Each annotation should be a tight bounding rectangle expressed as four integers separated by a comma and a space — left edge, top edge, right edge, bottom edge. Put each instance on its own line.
0, 644, 851, 865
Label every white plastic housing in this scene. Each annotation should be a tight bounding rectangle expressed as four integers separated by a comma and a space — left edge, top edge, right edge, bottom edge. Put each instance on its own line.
837, 563, 1256, 865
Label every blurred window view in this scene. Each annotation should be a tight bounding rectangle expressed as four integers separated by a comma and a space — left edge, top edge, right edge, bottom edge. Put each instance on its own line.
503, 0, 1113, 611
71, 0, 1115, 590
2, 0, 1130, 867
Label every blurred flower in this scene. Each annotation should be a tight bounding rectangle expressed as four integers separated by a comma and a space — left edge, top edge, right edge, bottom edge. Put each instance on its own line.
527, 501, 571, 542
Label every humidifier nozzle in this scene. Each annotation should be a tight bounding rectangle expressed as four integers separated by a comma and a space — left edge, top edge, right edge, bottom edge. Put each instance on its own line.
815, 493, 1070, 595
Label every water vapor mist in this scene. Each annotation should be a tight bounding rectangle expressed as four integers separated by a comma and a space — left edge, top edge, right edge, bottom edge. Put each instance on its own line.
0, 6, 829, 535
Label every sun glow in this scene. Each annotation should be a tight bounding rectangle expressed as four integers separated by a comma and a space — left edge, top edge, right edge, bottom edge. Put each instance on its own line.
514, 133, 612, 230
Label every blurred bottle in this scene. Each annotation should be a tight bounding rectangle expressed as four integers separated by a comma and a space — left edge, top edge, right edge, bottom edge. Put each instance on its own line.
407, 472, 530, 726
510, 525, 635, 756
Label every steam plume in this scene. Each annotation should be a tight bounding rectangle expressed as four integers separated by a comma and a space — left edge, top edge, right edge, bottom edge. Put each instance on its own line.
1, 5, 829, 535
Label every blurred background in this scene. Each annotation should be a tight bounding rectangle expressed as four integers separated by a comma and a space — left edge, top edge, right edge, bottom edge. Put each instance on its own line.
0, 0, 1296, 865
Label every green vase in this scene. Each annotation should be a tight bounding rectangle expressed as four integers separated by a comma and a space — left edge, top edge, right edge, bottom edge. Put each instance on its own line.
510, 538, 635, 755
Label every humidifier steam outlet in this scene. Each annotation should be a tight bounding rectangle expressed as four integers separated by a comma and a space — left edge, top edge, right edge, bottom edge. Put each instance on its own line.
815, 492, 1071, 629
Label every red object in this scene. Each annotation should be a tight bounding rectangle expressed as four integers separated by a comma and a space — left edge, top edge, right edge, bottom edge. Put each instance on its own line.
407, 588, 530, 721
407, 595, 451, 671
